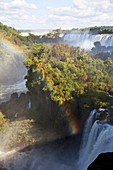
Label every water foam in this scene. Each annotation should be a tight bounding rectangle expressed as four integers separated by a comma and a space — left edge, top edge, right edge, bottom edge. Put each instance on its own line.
63, 31, 113, 50
77, 110, 113, 170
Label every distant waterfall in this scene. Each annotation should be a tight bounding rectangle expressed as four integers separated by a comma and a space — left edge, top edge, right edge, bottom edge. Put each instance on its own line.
0, 41, 27, 102
63, 30, 113, 50
77, 109, 113, 170
0, 41, 27, 85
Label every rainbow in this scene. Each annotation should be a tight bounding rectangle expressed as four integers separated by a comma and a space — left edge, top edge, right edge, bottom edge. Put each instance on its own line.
0, 36, 27, 101
0, 36, 26, 59
0, 36, 80, 134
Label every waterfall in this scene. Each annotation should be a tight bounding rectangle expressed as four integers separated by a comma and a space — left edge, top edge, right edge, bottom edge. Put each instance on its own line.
77, 109, 113, 170
0, 41, 27, 102
0, 109, 113, 169
0, 80, 27, 103
0, 42, 27, 85
63, 31, 113, 51
79, 109, 97, 152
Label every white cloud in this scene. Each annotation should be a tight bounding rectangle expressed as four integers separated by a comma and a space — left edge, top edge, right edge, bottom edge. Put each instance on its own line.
10, 0, 37, 9
47, 0, 113, 29
0, 0, 113, 29
0, 0, 38, 29
0, 0, 37, 10
73, 0, 88, 9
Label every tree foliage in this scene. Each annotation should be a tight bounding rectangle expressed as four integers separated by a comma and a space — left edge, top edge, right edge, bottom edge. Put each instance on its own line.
25, 43, 113, 108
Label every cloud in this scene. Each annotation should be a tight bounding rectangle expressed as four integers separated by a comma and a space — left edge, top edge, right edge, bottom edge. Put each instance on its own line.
73, 0, 88, 9
47, 0, 113, 28
0, 0, 38, 29
10, 0, 37, 9
0, 0, 113, 29
0, 0, 37, 10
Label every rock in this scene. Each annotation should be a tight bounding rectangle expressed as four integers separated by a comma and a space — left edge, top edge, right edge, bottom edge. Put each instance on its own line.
87, 152, 113, 170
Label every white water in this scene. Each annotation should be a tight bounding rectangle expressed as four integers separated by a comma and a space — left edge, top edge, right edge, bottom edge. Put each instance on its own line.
0, 41, 27, 85
0, 41, 27, 103
0, 80, 27, 103
0, 142, 77, 170
1, 29, 113, 169
63, 30, 113, 50
0, 109, 113, 169
77, 109, 113, 170
20, 29, 52, 36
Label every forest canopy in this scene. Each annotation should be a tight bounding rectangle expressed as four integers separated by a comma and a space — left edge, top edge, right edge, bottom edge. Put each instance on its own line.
25, 43, 113, 109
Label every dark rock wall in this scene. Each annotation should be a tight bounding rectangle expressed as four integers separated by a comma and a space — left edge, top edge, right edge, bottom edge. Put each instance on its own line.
87, 152, 113, 170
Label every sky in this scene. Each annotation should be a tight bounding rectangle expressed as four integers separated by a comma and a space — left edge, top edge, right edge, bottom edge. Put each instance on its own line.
0, 0, 113, 30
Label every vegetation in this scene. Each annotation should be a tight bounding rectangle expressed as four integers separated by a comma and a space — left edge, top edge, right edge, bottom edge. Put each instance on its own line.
0, 112, 8, 131
25, 43, 113, 119
0, 112, 35, 150
89, 26, 113, 34
0, 22, 22, 44
1, 22, 113, 142
70, 26, 113, 34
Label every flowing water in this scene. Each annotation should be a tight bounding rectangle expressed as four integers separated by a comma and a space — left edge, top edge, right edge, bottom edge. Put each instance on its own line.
77, 109, 113, 170
0, 80, 27, 103
1, 31, 113, 169
0, 41, 27, 103
0, 109, 113, 170
63, 30, 113, 50
0, 136, 80, 170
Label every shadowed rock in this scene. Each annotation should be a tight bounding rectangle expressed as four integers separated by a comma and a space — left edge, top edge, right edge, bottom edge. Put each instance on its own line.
87, 152, 113, 170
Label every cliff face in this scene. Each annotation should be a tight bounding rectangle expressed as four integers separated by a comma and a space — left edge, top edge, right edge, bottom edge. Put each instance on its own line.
0, 88, 70, 139
1, 78, 111, 139
87, 152, 113, 170
27, 84, 70, 136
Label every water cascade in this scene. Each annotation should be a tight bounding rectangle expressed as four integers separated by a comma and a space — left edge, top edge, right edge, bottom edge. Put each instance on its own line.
0, 109, 113, 169
0, 41, 27, 102
0, 41, 26, 84
77, 109, 113, 170
63, 30, 113, 51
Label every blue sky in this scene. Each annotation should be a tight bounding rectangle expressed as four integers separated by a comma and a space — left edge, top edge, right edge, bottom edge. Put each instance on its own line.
0, 0, 113, 30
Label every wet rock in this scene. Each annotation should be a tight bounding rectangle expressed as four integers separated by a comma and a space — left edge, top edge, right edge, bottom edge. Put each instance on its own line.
87, 152, 113, 170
